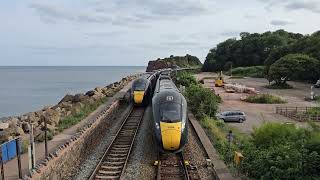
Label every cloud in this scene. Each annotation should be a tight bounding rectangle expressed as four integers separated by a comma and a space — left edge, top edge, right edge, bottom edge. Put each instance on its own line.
29, 3, 110, 23
285, 1, 320, 13
270, 19, 293, 26
219, 31, 241, 37
84, 31, 124, 37
30, 0, 209, 26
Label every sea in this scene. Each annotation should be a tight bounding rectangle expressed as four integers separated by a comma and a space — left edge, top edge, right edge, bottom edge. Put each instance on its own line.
0, 66, 145, 118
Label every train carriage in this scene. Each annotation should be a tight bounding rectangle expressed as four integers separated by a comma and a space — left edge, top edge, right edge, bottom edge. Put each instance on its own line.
152, 73, 188, 153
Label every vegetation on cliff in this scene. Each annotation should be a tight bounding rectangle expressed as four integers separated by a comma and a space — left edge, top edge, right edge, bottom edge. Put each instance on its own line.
146, 54, 202, 72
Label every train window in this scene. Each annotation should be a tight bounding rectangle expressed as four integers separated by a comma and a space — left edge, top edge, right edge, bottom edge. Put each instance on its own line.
133, 79, 146, 91
160, 103, 181, 123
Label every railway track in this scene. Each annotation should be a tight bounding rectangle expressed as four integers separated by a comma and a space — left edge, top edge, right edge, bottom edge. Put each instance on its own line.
89, 106, 145, 180
156, 152, 201, 180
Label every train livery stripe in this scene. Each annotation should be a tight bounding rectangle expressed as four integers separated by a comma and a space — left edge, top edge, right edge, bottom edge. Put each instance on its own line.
133, 91, 144, 104
160, 122, 181, 150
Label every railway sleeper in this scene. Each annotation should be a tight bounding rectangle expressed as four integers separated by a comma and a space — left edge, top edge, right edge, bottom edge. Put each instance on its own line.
101, 165, 123, 171
95, 175, 120, 179
98, 170, 122, 175
103, 161, 125, 166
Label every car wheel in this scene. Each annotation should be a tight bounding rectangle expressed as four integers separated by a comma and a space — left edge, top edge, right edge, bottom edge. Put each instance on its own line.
239, 119, 243, 123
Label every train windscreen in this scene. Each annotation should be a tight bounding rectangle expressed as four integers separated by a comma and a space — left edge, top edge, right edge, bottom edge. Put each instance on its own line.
160, 103, 181, 123
133, 79, 147, 91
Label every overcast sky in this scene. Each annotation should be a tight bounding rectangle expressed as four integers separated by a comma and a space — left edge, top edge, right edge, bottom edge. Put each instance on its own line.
0, 0, 319, 66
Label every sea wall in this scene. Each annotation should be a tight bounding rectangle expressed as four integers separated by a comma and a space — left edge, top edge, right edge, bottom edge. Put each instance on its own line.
0, 74, 139, 144
26, 100, 122, 179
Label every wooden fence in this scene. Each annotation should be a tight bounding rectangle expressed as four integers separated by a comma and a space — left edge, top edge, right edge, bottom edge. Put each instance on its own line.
275, 106, 320, 122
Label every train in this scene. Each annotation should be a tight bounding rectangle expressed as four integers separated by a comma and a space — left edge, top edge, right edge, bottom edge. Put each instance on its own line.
131, 73, 157, 106
152, 72, 188, 153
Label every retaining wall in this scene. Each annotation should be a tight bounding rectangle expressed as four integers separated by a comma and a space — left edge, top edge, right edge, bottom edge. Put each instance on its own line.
26, 100, 121, 180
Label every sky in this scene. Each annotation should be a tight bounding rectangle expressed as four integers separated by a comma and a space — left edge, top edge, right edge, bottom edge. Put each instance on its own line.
0, 0, 320, 66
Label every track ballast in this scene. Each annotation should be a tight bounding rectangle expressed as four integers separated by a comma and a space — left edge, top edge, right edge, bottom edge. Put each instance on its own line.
89, 106, 145, 180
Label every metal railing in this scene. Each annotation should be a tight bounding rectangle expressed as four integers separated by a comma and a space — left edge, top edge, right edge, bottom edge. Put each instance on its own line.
275, 106, 320, 122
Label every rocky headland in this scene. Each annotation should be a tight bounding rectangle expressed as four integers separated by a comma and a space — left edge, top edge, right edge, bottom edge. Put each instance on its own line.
146, 54, 202, 72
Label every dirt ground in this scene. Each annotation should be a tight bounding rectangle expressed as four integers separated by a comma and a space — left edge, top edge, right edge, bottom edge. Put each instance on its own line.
196, 72, 320, 134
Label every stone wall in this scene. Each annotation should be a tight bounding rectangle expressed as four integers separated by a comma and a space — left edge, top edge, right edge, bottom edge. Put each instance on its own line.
27, 100, 122, 180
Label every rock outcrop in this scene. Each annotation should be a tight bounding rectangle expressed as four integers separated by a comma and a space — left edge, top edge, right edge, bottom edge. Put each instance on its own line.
146, 54, 202, 72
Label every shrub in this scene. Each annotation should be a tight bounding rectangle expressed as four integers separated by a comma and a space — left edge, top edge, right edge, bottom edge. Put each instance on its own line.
185, 84, 220, 119
268, 54, 320, 85
264, 83, 293, 89
243, 94, 286, 104
226, 66, 265, 78
305, 107, 320, 116
241, 123, 320, 179
176, 71, 197, 87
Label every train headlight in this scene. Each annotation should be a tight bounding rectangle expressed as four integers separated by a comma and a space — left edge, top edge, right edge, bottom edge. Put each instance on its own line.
155, 122, 160, 129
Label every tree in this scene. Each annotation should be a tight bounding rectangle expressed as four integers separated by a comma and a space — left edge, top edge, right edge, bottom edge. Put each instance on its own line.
268, 54, 320, 85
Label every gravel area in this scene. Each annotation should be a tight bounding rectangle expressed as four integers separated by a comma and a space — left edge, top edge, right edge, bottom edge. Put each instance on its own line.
65, 104, 132, 180
184, 124, 215, 180
195, 72, 320, 134
122, 105, 158, 180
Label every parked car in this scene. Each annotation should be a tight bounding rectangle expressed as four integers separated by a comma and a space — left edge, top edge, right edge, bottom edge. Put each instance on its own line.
216, 111, 246, 123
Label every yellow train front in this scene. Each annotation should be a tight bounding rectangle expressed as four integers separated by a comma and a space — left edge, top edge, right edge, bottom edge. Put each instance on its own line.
131, 73, 157, 106
152, 74, 188, 153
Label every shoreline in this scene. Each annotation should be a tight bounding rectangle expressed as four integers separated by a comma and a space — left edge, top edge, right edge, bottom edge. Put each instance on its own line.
0, 73, 141, 144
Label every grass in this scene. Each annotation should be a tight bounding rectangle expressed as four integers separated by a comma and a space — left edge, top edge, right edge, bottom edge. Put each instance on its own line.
58, 97, 107, 132
200, 117, 249, 163
315, 96, 320, 103
225, 66, 265, 78
264, 83, 293, 89
243, 94, 286, 104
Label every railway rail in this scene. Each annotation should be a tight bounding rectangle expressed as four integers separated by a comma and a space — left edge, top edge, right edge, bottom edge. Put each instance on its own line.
89, 106, 145, 180
156, 152, 201, 180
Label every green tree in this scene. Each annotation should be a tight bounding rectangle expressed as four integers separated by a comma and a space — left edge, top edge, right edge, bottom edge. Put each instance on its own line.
268, 54, 320, 85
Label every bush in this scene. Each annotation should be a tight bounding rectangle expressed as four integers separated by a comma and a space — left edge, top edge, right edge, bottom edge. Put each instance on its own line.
58, 97, 107, 131
305, 107, 320, 116
176, 71, 197, 87
226, 66, 265, 78
185, 84, 220, 119
268, 54, 320, 85
264, 83, 293, 89
241, 123, 320, 179
243, 94, 286, 104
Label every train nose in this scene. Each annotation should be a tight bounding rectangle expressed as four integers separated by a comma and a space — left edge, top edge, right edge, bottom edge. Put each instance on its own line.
160, 122, 181, 150
133, 91, 144, 104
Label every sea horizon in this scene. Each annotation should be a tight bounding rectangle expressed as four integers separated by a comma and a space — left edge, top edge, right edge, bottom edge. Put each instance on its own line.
0, 66, 145, 118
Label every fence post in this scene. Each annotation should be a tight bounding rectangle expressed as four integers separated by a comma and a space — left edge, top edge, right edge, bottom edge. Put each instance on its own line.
44, 118, 48, 157
0, 148, 4, 180
286, 107, 288, 117
16, 138, 22, 179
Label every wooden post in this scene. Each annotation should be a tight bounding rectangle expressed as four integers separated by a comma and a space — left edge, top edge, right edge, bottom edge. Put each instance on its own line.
29, 123, 35, 170
16, 138, 22, 179
44, 118, 48, 157
0, 147, 4, 180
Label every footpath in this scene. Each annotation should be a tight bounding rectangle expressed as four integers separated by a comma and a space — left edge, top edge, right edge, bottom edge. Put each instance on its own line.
4, 82, 133, 180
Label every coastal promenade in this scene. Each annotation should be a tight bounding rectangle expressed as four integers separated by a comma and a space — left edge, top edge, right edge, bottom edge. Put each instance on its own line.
3, 81, 133, 180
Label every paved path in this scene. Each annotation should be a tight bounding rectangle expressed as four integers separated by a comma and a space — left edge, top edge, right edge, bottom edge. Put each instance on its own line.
3, 82, 133, 180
